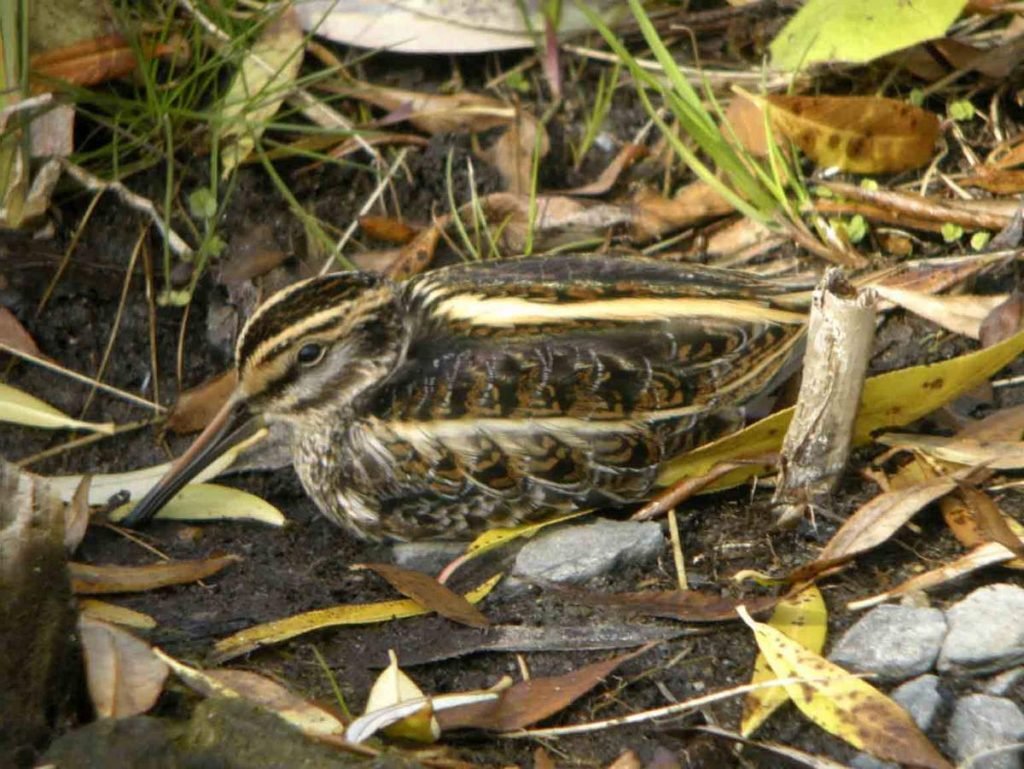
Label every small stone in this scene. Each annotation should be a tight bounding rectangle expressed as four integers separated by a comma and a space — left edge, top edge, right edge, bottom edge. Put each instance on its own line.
985, 667, 1024, 697
829, 605, 947, 682
939, 584, 1024, 675
391, 541, 466, 576
513, 519, 664, 584
948, 694, 1024, 769
850, 675, 944, 769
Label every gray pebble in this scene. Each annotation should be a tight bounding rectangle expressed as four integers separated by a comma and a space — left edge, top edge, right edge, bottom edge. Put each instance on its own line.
391, 541, 466, 576
829, 605, 947, 682
939, 584, 1024, 675
512, 519, 664, 585
948, 694, 1024, 769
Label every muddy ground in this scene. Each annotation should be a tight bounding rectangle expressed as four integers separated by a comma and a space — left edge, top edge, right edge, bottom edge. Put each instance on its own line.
3, 48, 1024, 769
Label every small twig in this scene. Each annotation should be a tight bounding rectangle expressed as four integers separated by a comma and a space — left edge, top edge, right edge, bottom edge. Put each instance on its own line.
0, 344, 165, 412
59, 160, 193, 260
667, 508, 687, 591
773, 270, 876, 526
17, 419, 155, 468
319, 147, 410, 275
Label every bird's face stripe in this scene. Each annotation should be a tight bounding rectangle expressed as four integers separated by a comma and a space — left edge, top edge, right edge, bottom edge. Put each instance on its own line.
428, 294, 806, 328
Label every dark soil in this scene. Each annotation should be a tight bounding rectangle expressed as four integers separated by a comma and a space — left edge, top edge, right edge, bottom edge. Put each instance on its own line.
3, 44, 1024, 769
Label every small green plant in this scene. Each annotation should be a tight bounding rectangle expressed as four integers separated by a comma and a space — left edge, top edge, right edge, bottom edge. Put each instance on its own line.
571, 59, 620, 168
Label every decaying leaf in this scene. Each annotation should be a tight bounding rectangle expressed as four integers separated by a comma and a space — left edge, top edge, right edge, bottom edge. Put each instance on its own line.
69, 554, 241, 594
437, 646, 650, 731
738, 607, 952, 769
355, 563, 489, 628
217, 8, 304, 177
156, 649, 347, 737
0, 382, 114, 433
979, 292, 1024, 347
31, 33, 187, 89
109, 482, 285, 527
741, 584, 827, 736
877, 433, 1024, 470
760, 95, 940, 174
212, 574, 502, 661
79, 615, 169, 719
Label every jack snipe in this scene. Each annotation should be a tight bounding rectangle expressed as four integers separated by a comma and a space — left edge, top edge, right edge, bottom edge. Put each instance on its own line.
123, 255, 807, 540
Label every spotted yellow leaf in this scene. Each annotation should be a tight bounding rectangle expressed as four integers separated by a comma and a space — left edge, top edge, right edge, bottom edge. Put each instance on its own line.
737, 607, 951, 769
740, 583, 827, 736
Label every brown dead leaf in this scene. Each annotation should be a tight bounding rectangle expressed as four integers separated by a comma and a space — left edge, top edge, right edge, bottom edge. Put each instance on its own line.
356, 563, 489, 628
958, 403, 1024, 441
165, 370, 237, 435
979, 292, 1024, 347
336, 80, 514, 134
534, 746, 557, 769
630, 183, 735, 241
437, 646, 650, 731
952, 484, 1024, 560
31, 34, 186, 90
0, 307, 41, 357
962, 167, 1024, 194
606, 750, 642, 769
724, 94, 771, 157
580, 588, 780, 622
815, 473, 964, 564
79, 615, 169, 718
218, 224, 288, 285
764, 94, 940, 174
877, 433, 1024, 470
560, 143, 646, 197
476, 110, 550, 193
359, 215, 419, 244
70, 554, 240, 594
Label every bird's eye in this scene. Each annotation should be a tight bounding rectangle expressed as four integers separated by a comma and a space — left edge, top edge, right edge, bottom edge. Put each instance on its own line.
297, 342, 326, 367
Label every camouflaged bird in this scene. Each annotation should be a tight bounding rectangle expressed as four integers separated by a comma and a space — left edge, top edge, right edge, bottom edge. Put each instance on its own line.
123, 255, 807, 540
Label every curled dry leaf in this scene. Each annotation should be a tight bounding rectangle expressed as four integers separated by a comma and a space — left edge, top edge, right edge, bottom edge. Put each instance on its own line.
78, 615, 169, 719
630, 183, 735, 241
437, 646, 651, 732
745, 94, 940, 174
361, 650, 439, 742
69, 554, 241, 594
877, 433, 1024, 470
738, 607, 952, 769
951, 484, 1024, 560
475, 110, 550, 193
979, 291, 1024, 347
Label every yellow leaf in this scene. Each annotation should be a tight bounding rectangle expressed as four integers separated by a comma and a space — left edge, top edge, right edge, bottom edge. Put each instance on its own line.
0, 382, 114, 433
45, 429, 267, 505
737, 607, 951, 769
741, 584, 827, 736
764, 95, 939, 174
212, 574, 502, 661
108, 482, 285, 527
79, 599, 157, 630
658, 329, 1024, 488
464, 509, 593, 558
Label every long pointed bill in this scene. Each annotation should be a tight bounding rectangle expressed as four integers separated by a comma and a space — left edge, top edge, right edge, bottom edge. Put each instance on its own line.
120, 394, 259, 528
